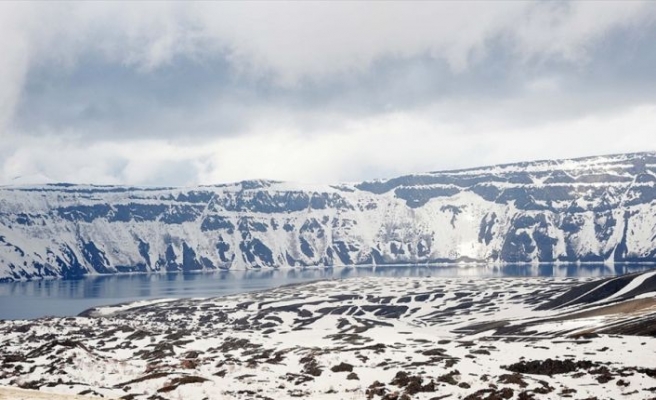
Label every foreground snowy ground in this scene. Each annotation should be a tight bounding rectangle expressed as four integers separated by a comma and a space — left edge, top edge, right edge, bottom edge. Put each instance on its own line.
0, 386, 98, 400
1, 271, 655, 400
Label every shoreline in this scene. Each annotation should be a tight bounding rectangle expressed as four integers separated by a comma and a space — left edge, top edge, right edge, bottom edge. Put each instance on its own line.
3, 260, 655, 284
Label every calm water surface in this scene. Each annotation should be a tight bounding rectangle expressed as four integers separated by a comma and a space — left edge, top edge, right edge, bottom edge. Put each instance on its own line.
1, 264, 654, 320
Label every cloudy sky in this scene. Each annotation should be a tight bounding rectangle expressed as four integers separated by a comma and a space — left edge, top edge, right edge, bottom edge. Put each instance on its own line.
1, 1, 655, 186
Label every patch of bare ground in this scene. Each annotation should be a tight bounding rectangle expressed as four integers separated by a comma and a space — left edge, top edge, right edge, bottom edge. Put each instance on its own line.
0, 386, 109, 400
563, 298, 656, 319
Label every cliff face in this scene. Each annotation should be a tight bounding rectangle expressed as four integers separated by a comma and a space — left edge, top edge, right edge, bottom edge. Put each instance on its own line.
1, 152, 656, 281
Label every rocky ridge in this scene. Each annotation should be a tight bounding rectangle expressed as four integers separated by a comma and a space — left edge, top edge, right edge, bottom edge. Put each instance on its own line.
2, 152, 656, 281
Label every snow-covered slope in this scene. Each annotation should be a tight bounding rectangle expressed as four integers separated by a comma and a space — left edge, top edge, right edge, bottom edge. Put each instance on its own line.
1, 152, 656, 281
1, 273, 656, 399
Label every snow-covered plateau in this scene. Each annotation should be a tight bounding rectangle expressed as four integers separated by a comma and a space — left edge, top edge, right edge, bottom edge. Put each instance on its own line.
1, 270, 655, 399
2, 152, 656, 281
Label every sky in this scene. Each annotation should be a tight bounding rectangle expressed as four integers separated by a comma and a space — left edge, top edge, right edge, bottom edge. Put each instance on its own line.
1, 1, 655, 186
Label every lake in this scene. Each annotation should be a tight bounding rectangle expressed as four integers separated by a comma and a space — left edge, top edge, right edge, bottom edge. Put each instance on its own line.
1, 263, 654, 320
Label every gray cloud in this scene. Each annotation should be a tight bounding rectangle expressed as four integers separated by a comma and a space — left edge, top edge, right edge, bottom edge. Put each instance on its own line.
1, 1, 655, 185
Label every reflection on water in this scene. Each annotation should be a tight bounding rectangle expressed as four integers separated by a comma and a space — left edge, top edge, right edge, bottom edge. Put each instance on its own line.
0, 264, 653, 320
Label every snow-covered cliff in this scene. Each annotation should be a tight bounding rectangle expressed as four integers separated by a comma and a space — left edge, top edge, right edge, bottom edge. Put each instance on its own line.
2, 152, 656, 281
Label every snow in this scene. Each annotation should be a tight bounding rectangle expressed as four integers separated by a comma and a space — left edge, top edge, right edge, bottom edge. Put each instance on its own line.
1, 152, 656, 281
2, 272, 656, 399
604, 270, 656, 303
88, 298, 177, 316
0, 386, 98, 400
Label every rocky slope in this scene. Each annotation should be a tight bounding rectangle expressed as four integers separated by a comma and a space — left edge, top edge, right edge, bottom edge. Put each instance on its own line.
1, 271, 655, 399
1, 152, 656, 281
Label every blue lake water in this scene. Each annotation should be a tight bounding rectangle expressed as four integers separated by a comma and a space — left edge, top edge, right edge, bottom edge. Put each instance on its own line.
1, 264, 654, 320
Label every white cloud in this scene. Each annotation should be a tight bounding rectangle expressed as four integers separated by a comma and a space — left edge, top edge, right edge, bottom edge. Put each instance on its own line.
0, 1, 655, 185
1, 2, 652, 96
0, 4, 31, 133
193, 2, 530, 80
3, 103, 655, 186
514, 1, 655, 63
